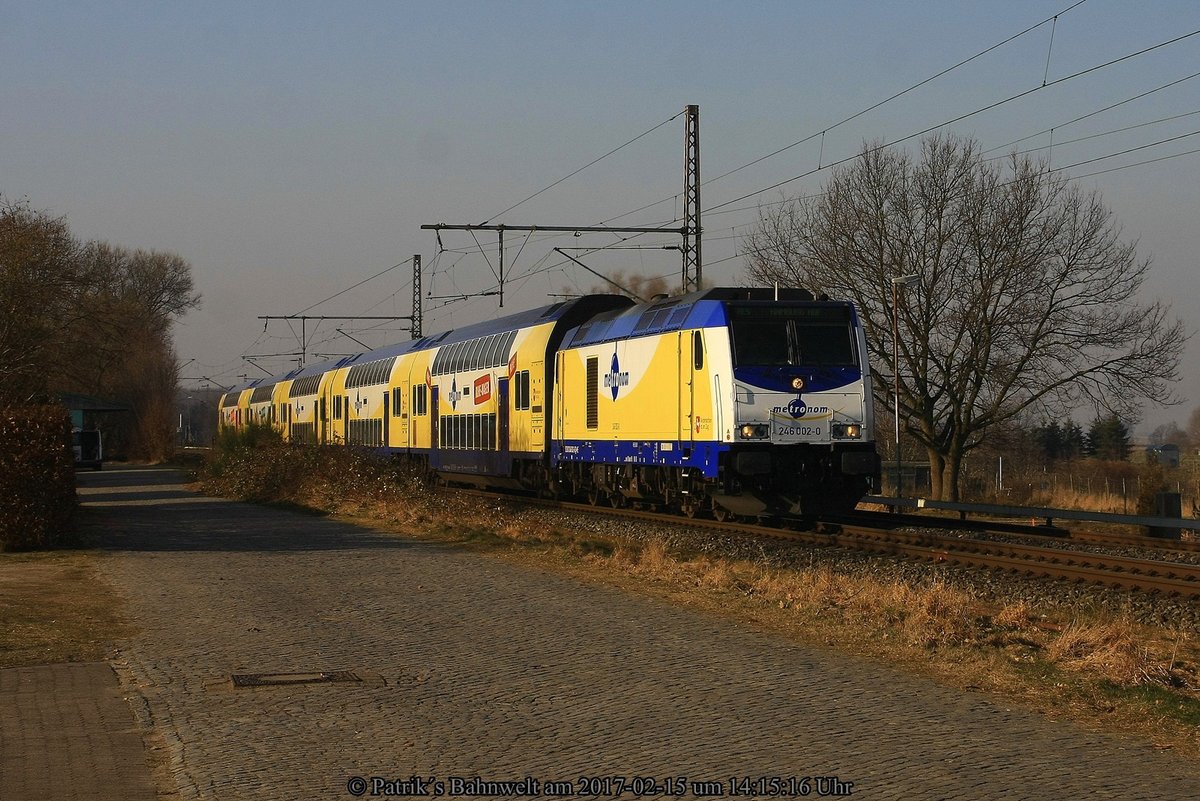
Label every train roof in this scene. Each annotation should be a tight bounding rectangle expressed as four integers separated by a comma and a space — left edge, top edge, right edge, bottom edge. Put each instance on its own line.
230, 295, 635, 389
223, 376, 268, 396
563, 286, 819, 348
405, 294, 632, 351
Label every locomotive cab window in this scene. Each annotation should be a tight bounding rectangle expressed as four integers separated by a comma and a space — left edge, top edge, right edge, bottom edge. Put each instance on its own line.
728, 304, 856, 367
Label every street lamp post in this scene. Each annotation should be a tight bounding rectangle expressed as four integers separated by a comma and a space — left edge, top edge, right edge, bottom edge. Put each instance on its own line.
892, 275, 919, 498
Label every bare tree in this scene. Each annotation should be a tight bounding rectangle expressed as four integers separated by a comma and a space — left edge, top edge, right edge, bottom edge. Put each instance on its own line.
743, 135, 1186, 500
55, 243, 200, 459
574, 270, 670, 301
0, 199, 82, 404
1186, 406, 1200, 453
1, 196, 199, 459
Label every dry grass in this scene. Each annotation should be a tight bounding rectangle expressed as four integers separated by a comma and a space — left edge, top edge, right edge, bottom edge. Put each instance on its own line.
0, 551, 129, 668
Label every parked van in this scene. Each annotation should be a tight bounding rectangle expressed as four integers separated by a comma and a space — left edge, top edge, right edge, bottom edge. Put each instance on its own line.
72, 428, 103, 470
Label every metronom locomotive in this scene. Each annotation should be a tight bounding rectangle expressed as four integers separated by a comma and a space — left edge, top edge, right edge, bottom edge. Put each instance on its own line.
219, 287, 880, 517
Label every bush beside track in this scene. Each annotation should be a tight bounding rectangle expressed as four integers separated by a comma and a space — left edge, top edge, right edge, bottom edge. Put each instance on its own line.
198, 433, 1200, 755
0, 405, 75, 550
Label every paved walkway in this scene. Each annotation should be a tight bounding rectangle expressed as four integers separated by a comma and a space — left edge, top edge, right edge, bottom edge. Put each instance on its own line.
0, 662, 157, 801
20, 465, 1200, 799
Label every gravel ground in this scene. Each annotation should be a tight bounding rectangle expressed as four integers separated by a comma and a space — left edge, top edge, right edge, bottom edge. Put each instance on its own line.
498, 501, 1200, 632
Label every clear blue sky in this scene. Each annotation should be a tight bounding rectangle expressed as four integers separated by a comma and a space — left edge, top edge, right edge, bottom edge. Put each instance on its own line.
3, 1, 1197, 433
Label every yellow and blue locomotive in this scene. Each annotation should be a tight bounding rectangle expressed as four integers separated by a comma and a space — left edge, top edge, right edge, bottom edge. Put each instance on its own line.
219, 287, 879, 516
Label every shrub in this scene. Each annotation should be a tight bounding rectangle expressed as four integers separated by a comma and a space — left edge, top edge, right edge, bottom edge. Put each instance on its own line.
0, 405, 76, 550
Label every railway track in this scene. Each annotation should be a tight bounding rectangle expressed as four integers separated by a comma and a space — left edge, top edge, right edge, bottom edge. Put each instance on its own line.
841, 508, 1200, 556
816, 519, 1200, 598
458, 487, 1200, 599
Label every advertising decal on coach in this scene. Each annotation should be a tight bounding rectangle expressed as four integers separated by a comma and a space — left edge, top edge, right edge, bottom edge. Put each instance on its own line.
474, 374, 492, 405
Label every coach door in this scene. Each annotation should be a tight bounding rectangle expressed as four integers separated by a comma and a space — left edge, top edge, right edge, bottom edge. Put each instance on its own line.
498, 377, 510, 460
382, 392, 389, 447
399, 382, 409, 448
678, 331, 695, 449
530, 360, 545, 449
430, 387, 440, 451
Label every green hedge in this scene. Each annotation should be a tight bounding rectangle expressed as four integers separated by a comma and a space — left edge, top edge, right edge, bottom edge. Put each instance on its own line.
0, 405, 76, 550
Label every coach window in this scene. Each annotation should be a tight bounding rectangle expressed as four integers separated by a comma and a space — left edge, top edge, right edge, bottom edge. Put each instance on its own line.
492, 333, 506, 366
693, 330, 704, 370
513, 370, 531, 411
481, 334, 499, 368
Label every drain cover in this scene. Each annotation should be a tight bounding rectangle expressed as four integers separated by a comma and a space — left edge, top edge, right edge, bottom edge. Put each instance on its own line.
230, 670, 362, 688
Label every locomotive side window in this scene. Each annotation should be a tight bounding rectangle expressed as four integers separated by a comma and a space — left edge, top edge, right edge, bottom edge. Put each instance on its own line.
693, 330, 704, 370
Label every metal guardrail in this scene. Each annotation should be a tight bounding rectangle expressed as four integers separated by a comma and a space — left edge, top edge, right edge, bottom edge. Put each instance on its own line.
862, 495, 1200, 532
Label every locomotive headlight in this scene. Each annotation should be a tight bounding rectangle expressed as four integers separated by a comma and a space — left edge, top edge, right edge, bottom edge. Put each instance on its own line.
739, 424, 770, 439
832, 423, 862, 439
791, 376, 806, 390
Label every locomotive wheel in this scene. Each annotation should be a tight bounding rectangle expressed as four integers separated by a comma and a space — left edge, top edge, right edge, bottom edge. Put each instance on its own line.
713, 505, 733, 523
587, 489, 601, 506
608, 492, 625, 509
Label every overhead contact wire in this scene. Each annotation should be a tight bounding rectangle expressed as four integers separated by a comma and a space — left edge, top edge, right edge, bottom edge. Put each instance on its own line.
707, 27, 1200, 213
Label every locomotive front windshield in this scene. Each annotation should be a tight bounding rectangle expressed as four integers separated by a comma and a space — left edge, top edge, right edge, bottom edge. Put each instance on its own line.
728, 304, 857, 367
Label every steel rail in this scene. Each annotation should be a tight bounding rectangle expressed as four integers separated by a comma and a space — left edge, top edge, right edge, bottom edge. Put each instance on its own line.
454, 488, 1200, 598
824, 524, 1200, 598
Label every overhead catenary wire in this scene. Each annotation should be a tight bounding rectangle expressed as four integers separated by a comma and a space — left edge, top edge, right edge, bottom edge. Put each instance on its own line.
984, 69, 1200, 154
293, 259, 409, 316
725, 135, 1200, 271
706, 27, 1200, 214
483, 110, 686, 222
705, 85, 1200, 223
993, 110, 1200, 160
601, 0, 1091, 226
